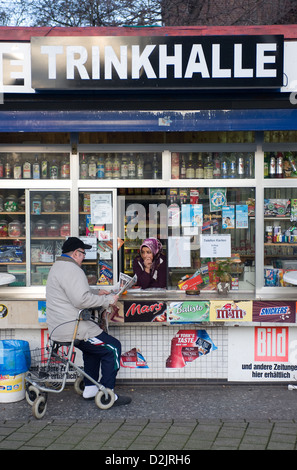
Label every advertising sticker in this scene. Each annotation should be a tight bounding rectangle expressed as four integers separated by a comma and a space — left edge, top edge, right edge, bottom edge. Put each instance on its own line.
166, 329, 217, 369
210, 300, 252, 322
167, 301, 209, 323
253, 301, 296, 323
120, 348, 148, 368
124, 300, 167, 323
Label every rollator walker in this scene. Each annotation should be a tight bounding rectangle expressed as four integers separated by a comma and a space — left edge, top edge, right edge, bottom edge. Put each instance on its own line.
25, 308, 115, 419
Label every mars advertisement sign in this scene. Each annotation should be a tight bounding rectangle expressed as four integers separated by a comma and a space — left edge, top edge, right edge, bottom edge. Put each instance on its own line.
124, 300, 167, 323
228, 327, 297, 382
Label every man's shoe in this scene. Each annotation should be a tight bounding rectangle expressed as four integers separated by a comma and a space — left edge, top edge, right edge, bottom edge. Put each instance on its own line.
112, 395, 132, 407
83, 385, 98, 399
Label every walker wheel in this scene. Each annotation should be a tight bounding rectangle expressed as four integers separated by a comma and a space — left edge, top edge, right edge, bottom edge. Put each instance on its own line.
95, 388, 115, 409
74, 376, 84, 396
26, 385, 40, 406
32, 395, 47, 419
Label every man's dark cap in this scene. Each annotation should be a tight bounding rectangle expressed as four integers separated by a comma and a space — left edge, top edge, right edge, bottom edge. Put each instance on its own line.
62, 237, 92, 253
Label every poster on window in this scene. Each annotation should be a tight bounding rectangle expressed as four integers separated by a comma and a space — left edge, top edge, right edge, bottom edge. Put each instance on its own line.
166, 329, 217, 369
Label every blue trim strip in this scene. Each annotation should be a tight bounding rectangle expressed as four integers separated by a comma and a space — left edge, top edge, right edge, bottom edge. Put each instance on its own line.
0, 109, 297, 132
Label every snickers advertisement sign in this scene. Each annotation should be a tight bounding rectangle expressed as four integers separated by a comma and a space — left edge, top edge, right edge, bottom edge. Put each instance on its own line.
253, 301, 296, 323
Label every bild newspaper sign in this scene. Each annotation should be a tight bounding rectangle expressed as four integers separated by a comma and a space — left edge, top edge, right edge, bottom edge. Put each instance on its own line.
228, 327, 297, 382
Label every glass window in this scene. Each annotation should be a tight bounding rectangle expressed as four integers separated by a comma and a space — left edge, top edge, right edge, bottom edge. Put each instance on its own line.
264, 187, 297, 287
30, 190, 70, 285
79, 190, 116, 286
0, 190, 26, 286
171, 152, 254, 180
120, 187, 255, 292
79, 152, 162, 180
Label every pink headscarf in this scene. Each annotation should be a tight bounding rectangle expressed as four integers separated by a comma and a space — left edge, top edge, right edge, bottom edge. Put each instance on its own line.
140, 238, 163, 258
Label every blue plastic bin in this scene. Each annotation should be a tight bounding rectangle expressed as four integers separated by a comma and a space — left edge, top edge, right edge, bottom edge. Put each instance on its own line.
0, 340, 31, 375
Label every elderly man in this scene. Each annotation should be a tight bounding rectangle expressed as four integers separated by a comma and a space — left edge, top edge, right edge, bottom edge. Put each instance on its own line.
46, 237, 131, 405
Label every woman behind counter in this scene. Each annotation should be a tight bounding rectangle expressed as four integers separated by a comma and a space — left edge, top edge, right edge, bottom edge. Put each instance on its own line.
132, 238, 166, 289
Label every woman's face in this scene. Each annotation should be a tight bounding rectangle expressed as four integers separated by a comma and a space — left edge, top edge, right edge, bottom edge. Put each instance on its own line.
141, 246, 153, 262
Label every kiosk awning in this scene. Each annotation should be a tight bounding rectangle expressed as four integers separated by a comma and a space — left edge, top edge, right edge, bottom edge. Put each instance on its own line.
0, 108, 297, 132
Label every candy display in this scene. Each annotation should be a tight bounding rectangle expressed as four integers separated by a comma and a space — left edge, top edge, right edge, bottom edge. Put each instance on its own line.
8, 220, 21, 237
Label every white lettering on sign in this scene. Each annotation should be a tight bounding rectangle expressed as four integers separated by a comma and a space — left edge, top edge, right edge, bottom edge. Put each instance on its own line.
39, 42, 279, 81
256, 43, 277, 77
0, 43, 33, 93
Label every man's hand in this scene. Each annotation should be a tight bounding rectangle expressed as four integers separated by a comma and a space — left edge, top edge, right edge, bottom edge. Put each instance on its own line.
98, 289, 110, 295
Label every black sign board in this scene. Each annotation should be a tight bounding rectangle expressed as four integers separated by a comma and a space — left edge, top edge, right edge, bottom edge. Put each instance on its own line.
31, 35, 284, 90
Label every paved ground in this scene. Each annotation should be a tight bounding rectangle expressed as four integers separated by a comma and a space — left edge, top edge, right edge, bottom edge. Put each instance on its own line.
1, 383, 297, 451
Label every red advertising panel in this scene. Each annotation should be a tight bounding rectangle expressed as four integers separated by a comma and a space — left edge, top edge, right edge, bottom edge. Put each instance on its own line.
254, 327, 289, 362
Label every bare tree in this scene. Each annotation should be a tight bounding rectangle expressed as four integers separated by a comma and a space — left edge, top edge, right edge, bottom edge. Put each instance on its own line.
161, 0, 297, 26
0, 0, 297, 27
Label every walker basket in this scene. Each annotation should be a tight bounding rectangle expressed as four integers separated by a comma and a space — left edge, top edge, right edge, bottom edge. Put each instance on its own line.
27, 344, 76, 383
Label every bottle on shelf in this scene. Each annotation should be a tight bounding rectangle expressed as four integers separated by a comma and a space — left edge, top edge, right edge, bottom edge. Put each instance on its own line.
105, 153, 113, 179
112, 154, 121, 179
136, 155, 144, 179
152, 153, 159, 179
49, 158, 59, 179
203, 153, 213, 178
287, 151, 297, 176
213, 153, 221, 178
23, 156, 31, 179
180, 154, 186, 179
80, 154, 88, 179
97, 155, 105, 179
186, 153, 195, 178
128, 153, 136, 178
264, 153, 269, 178
41, 156, 48, 179
245, 153, 253, 178
195, 153, 204, 179
221, 153, 228, 178
60, 155, 70, 179
32, 154, 41, 179
276, 152, 283, 178
121, 154, 128, 179
88, 155, 97, 179
237, 153, 245, 179
269, 153, 276, 178
171, 153, 179, 179
13, 157, 22, 179
229, 153, 237, 178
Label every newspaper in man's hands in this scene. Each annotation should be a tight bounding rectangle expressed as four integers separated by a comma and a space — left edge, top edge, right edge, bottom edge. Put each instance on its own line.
113, 272, 137, 295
